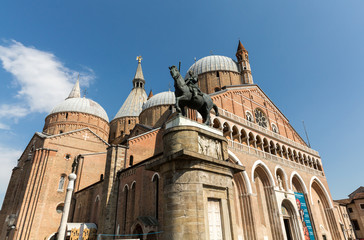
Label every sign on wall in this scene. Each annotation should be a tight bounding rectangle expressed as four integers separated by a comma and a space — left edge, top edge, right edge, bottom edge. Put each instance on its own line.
294, 192, 315, 240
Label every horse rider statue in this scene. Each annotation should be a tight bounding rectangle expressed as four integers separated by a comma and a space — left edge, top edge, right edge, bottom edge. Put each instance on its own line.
185, 70, 202, 99
169, 65, 219, 125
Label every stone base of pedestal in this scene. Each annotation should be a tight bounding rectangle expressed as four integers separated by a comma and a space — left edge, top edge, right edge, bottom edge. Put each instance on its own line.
146, 115, 245, 240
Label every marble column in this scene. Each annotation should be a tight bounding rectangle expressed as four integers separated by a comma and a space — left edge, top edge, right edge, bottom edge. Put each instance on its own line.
57, 173, 77, 240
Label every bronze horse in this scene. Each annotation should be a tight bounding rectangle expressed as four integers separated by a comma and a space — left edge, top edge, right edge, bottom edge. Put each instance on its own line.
169, 65, 219, 125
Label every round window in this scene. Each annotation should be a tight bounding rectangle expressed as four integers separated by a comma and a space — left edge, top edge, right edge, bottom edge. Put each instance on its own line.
254, 109, 268, 128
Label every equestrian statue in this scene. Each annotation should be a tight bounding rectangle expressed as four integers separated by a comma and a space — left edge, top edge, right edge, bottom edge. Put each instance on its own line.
169, 65, 219, 125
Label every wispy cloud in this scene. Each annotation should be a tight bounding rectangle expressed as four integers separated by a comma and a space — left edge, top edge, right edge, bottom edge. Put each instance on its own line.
0, 123, 10, 130
0, 40, 95, 118
0, 104, 28, 118
0, 144, 22, 206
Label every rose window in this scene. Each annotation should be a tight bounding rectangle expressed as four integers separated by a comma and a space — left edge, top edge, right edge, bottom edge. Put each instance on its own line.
254, 109, 268, 128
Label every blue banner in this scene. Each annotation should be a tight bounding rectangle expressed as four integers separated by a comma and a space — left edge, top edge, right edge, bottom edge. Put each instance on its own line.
294, 192, 315, 240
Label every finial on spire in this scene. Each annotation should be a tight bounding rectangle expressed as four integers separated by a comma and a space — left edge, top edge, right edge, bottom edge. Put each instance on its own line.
136, 56, 143, 63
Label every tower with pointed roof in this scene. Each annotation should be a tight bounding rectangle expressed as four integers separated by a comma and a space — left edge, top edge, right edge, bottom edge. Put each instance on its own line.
236, 40, 253, 84
109, 57, 148, 144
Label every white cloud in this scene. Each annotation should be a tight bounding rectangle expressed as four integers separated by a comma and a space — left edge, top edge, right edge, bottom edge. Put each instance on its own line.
0, 40, 95, 116
0, 104, 28, 118
0, 122, 10, 130
0, 144, 22, 206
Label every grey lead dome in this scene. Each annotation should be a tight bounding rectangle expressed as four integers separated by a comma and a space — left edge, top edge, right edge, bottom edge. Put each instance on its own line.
48, 80, 109, 122
186, 55, 239, 78
142, 91, 175, 110
49, 97, 109, 122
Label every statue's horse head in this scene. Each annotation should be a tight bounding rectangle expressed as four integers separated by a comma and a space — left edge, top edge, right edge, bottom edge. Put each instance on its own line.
169, 65, 179, 79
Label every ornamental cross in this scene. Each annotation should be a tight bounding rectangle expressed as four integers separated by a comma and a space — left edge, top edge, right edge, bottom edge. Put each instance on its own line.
83, 132, 90, 141
136, 56, 143, 63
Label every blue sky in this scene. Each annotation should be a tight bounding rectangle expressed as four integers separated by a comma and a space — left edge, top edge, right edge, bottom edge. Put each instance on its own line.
0, 0, 363, 206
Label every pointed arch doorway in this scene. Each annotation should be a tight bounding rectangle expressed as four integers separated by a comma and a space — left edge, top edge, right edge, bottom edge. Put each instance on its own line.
281, 200, 302, 240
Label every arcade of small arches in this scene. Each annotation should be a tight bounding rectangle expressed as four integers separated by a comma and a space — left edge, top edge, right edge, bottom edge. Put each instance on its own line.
212, 118, 323, 172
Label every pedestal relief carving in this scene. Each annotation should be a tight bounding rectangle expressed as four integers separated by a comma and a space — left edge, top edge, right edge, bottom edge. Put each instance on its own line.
198, 134, 223, 160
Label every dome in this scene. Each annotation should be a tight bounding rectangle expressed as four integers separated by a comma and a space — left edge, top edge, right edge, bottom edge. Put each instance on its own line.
186, 55, 239, 78
49, 97, 109, 122
142, 91, 175, 110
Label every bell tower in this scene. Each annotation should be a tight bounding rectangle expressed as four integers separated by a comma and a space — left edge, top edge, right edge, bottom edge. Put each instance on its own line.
236, 40, 253, 84
133, 56, 145, 89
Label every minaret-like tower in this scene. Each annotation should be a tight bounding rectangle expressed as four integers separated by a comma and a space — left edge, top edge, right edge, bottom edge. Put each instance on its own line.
236, 40, 254, 84
109, 56, 148, 144
133, 56, 146, 89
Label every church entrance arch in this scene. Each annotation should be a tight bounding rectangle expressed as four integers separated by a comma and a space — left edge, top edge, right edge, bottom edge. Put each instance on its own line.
233, 172, 256, 240
229, 152, 256, 239
253, 164, 283, 240
281, 199, 302, 240
291, 173, 317, 240
132, 224, 143, 240
310, 179, 341, 240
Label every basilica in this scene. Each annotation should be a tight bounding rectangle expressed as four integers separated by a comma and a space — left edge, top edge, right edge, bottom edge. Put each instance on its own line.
0, 41, 348, 240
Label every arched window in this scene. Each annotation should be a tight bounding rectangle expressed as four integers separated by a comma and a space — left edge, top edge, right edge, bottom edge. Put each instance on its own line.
129, 155, 134, 166
58, 175, 66, 191
246, 111, 253, 122
213, 118, 221, 129
130, 182, 136, 223
123, 186, 129, 231
152, 174, 160, 219
272, 123, 279, 133
56, 203, 64, 214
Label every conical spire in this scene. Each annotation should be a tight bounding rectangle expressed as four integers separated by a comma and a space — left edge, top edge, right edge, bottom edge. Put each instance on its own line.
237, 40, 247, 52
148, 89, 153, 100
113, 56, 148, 120
67, 79, 81, 99
133, 56, 145, 88
134, 61, 145, 80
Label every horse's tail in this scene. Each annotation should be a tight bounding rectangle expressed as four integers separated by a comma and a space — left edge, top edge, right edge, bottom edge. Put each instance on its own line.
213, 103, 219, 116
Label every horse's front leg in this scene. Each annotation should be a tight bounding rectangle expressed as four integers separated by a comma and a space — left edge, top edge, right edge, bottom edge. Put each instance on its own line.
175, 97, 182, 113
181, 106, 186, 117
176, 95, 189, 115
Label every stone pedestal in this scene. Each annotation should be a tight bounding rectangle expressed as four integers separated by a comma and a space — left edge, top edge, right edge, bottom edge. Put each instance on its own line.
146, 116, 245, 240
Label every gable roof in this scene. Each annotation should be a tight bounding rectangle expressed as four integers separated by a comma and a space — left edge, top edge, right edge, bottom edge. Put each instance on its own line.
349, 186, 364, 199
38, 128, 110, 146
210, 84, 308, 147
